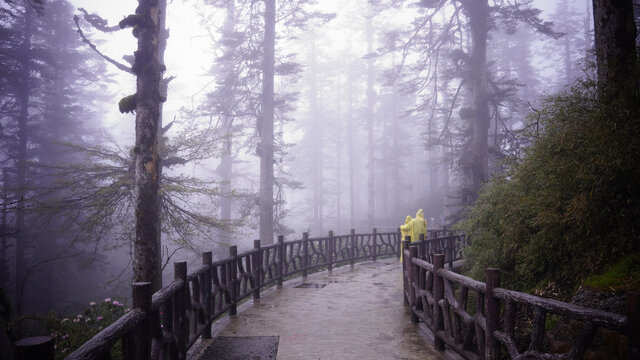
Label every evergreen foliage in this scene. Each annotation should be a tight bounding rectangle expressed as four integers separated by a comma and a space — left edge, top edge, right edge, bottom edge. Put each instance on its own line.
463, 76, 640, 295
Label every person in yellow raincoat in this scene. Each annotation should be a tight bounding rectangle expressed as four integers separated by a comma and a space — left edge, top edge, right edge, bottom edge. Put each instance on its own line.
400, 215, 412, 262
411, 209, 428, 243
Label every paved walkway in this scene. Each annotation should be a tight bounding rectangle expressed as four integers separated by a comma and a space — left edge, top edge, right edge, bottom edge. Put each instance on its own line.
189, 258, 446, 360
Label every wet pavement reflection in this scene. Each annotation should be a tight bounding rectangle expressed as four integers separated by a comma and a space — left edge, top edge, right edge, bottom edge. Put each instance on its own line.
191, 258, 443, 360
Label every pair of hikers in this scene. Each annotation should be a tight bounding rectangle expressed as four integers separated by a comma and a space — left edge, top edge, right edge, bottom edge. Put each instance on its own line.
400, 209, 427, 262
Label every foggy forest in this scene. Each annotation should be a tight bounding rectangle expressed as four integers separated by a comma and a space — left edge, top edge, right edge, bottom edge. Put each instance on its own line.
1, 0, 639, 358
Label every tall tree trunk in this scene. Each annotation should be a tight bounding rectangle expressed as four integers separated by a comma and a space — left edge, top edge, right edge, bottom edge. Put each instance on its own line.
15, 3, 33, 317
336, 72, 342, 234
219, 0, 235, 251
466, 0, 490, 202
347, 65, 355, 230
391, 48, 400, 217
132, 0, 163, 291
259, 0, 275, 244
592, 0, 637, 103
154, 0, 168, 290
309, 38, 321, 233
366, 5, 375, 228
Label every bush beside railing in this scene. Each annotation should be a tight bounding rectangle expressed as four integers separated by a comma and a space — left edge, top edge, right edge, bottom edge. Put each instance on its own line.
51, 228, 462, 360
402, 240, 640, 359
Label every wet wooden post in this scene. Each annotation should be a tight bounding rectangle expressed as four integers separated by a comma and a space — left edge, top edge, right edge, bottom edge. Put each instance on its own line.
202, 251, 213, 339
372, 227, 378, 261
229, 246, 238, 315
628, 291, 640, 359
402, 237, 411, 305
418, 233, 425, 262
125, 282, 152, 359
14, 336, 54, 360
327, 230, 334, 272
253, 240, 262, 299
433, 254, 445, 351
302, 233, 309, 277
277, 235, 284, 287
174, 261, 188, 357
350, 229, 356, 269
396, 227, 402, 259
485, 268, 501, 360
447, 236, 454, 269
409, 245, 419, 324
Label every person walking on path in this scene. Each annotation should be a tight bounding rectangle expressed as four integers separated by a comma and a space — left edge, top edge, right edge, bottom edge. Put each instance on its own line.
400, 215, 413, 262
410, 209, 428, 243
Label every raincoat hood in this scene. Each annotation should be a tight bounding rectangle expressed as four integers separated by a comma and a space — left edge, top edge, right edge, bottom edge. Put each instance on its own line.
416, 209, 425, 219
405, 215, 413, 224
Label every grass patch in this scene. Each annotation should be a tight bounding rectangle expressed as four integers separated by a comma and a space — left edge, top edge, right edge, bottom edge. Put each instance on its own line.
583, 254, 640, 292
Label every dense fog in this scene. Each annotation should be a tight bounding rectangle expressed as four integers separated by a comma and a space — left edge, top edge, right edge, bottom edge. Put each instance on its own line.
0, 0, 596, 319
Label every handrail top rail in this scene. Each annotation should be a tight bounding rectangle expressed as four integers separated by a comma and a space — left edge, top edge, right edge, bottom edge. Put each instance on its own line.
493, 287, 627, 331
65, 309, 146, 360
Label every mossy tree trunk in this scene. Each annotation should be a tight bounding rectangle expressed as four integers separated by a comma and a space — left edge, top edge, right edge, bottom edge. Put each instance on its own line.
131, 0, 164, 291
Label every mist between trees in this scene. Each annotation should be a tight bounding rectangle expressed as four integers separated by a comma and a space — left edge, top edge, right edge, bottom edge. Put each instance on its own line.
0, 0, 615, 341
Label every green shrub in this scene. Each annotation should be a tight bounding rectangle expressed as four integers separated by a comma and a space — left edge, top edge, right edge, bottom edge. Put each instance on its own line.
462, 77, 640, 295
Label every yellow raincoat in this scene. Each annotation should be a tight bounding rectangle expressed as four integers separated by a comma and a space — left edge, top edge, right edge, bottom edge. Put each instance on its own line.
400, 215, 412, 262
411, 209, 428, 242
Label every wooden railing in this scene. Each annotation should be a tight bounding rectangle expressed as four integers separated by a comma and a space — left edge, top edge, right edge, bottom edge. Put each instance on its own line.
59, 228, 463, 360
402, 240, 640, 359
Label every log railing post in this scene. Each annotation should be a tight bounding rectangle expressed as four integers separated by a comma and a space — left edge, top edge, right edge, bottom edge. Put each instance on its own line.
418, 233, 425, 261
229, 246, 238, 315
350, 229, 356, 269
372, 227, 378, 261
277, 235, 284, 287
485, 268, 501, 360
173, 261, 188, 358
397, 227, 402, 259
447, 237, 454, 269
327, 230, 334, 272
433, 254, 445, 351
402, 237, 411, 305
202, 252, 213, 339
628, 291, 640, 358
302, 233, 309, 277
253, 240, 262, 299
128, 282, 152, 360
14, 337, 54, 360
409, 245, 419, 324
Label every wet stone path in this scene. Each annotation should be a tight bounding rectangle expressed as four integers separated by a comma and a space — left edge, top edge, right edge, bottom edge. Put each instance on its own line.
189, 257, 444, 360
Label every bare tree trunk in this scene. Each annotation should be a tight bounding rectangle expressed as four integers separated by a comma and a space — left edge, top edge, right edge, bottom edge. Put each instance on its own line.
132, 0, 163, 291
336, 72, 342, 234
592, 0, 637, 103
15, 3, 33, 316
466, 0, 490, 202
309, 38, 322, 233
366, 5, 375, 228
347, 66, 355, 230
219, 0, 235, 251
259, 0, 275, 245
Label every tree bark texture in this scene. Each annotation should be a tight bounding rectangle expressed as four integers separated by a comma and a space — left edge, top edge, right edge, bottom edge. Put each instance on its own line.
15, 3, 33, 316
466, 0, 490, 202
259, 0, 276, 245
133, 0, 163, 291
219, 0, 235, 250
592, 0, 637, 103
366, 5, 375, 228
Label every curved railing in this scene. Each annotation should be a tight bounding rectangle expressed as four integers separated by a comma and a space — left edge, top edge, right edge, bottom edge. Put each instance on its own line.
62, 228, 463, 360
402, 243, 640, 359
